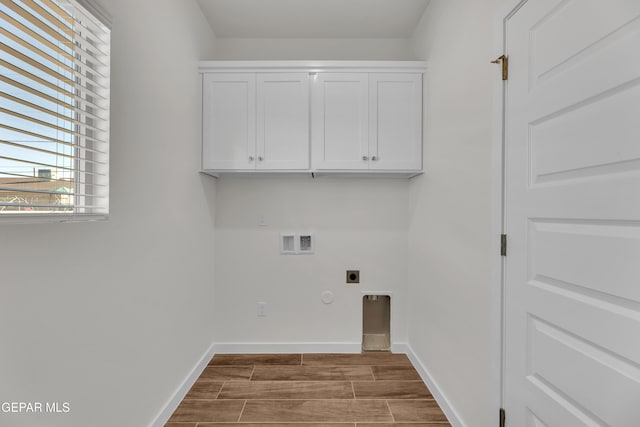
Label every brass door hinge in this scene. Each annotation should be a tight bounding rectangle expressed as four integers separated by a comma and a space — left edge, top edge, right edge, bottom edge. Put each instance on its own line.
492, 55, 509, 80
500, 408, 506, 427
500, 234, 507, 257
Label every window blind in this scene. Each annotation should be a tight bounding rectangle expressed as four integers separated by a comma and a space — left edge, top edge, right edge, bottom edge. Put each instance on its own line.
0, 0, 110, 217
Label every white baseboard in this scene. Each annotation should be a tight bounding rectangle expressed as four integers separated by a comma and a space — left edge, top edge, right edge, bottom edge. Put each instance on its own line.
149, 341, 216, 427
405, 345, 466, 427
214, 341, 410, 354
213, 342, 362, 353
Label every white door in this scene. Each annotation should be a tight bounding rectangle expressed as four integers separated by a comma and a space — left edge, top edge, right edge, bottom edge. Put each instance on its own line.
202, 73, 256, 170
504, 1, 640, 426
369, 73, 422, 171
311, 73, 369, 170
256, 73, 309, 170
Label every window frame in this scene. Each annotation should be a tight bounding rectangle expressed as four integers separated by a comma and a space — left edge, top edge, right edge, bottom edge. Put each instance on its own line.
0, 0, 112, 224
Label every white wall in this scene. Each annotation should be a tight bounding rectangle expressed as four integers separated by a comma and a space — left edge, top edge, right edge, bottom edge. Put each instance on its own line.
407, 0, 501, 426
212, 38, 414, 60
0, 1, 217, 426
214, 176, 409, 348
210, 38, 414, 350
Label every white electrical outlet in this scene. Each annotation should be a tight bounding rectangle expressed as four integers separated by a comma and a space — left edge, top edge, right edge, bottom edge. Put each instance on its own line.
257, 302, 267, 317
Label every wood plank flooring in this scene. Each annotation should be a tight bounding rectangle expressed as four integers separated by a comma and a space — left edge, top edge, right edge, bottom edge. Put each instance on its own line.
166, 353, 451, 426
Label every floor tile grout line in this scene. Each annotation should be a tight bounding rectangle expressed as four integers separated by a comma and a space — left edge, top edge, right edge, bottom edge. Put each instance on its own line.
215, 381, 224, 400
181, 397, 433, 401
236, 399, 247, 423
249, 364, 256, 381
384, 398, 396, 423
191, 397, 421, 400
351, 380, 356, 400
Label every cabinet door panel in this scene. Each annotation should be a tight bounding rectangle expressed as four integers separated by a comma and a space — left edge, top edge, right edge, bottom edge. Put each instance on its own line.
369, 73, 422, 171
202, 73, 256, 170
257, 73, 309, 170
312, 73, 369, 170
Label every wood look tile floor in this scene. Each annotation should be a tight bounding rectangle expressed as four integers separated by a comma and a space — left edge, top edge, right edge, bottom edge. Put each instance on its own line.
166, 353, 451, 426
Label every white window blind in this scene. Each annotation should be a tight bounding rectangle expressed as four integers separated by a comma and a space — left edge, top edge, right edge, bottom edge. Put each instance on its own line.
0, 0, 110, 219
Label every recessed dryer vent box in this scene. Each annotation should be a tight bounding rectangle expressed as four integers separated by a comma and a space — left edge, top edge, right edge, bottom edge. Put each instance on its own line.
362, 294, 391, 352
280, 233, 314, 255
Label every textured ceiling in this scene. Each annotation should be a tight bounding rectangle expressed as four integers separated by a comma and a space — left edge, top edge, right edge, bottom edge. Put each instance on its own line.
196, 0, 431, 38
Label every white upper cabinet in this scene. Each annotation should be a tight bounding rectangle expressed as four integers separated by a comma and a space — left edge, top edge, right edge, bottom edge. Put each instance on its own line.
200, 61, 426, 176
257, 73, 309, 170
312, 72, 422, 171
311, 73, 369, 170
202, 73, 256, 170
369, 73, 422, 171
202, 72, 309, 171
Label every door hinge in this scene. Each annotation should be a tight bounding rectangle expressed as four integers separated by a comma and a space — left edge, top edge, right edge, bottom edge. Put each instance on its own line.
500, 234, 507, 256
491, 55, 509, 80
500, 408, 506, 427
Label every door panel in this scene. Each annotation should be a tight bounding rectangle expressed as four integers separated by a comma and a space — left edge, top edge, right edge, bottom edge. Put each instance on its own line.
369, 73, 422, 171
529, 0, 640, 88
530, 84, 640, 185
531, 221, 640, 301
504, 1, 640, 426
256, 73, 309, 170
311, 73, 369, 170
527, 316, 640, 426
202, 73, 256, 170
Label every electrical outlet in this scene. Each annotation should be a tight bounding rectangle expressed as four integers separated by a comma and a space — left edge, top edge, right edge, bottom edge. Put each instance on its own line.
257, 302, 267, 317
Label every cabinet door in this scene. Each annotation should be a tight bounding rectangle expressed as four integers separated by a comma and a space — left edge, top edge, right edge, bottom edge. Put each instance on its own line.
311, 73, 369, 170
202, 73, 256, 170
369, 73, 422, 171
256, 73, 309, 170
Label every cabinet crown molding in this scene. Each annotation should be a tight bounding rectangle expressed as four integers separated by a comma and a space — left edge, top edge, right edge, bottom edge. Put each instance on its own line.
198, 60, 428, 74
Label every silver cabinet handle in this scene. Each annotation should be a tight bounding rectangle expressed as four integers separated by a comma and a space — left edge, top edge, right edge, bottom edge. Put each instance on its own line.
362, 156, 369, 161
249, 156, 255, 161
258, 156, 264, 161
372, 156, 379, 161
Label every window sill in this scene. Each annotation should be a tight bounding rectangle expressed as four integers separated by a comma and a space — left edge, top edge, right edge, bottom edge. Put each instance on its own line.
0, 213, 108, 225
